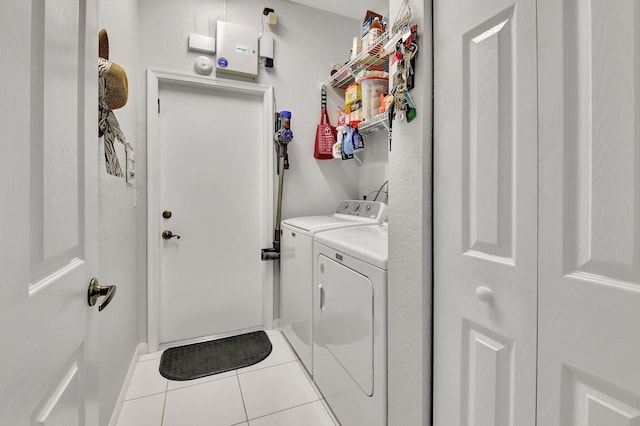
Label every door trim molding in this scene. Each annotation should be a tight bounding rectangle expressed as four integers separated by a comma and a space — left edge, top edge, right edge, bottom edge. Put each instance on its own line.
146, 69, 274, 352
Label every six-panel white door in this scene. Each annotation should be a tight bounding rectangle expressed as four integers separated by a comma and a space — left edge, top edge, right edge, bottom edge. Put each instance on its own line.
0, 0, 99, 424
537, 1, 640, 424
155, 79, 272, 345
433, 0, 538, 423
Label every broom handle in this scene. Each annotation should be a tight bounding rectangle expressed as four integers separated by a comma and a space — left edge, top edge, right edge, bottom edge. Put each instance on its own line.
274, 153, 285, 240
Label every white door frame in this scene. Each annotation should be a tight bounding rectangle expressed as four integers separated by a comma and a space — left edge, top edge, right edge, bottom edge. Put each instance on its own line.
146, 69, 274, 352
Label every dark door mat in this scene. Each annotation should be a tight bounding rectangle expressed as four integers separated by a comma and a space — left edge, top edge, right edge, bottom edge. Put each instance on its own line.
159, 331, 272, 381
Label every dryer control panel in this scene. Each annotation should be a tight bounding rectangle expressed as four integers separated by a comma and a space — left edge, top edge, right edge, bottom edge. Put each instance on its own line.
334, 200, 388, 222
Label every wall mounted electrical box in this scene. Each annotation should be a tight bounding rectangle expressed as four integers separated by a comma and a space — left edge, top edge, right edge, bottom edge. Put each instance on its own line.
189, 33, 216, 54
259, 33, 274, 68
216, 21, 258, 79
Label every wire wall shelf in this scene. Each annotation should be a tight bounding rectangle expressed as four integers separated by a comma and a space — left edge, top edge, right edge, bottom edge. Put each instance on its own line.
321, 32, 391, 90
320, 4, 412, 151
358, 113, 389, 136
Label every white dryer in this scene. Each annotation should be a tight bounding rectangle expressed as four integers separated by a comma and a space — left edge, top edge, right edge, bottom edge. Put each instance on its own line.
280, 201, 388, 375
313, 223, 388, 426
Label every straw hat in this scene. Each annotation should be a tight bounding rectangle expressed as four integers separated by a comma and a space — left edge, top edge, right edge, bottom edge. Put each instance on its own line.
98, 29, 131, 177
99, 29, 128, 110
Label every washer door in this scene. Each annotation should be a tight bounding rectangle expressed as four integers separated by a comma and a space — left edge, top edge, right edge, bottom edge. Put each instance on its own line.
316, 254, 374, 396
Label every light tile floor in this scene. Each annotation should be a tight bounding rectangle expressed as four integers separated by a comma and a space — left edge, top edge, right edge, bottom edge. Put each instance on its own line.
116, 330, 338, 426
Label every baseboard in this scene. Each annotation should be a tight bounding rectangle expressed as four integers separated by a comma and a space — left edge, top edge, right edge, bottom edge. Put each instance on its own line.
157, 325, 281, 351
271, 318, 281, 330
107, 343, 148, 426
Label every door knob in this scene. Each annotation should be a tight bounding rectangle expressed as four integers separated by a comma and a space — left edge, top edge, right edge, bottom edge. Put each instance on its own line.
476, 286, 494, 303
162, 230, 181, 240
87, 278, 116, 312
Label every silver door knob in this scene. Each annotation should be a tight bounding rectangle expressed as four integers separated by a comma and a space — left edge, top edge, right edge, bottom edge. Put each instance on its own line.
162, 230, 181, 240
87, 278, 116, 312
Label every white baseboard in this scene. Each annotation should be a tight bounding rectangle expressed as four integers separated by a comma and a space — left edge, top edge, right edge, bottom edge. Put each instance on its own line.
157, 326, 281, 351
271, 318, 281, 330
108, 343, 148, 426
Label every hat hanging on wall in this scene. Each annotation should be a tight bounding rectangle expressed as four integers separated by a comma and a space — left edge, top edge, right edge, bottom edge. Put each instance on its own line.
98, 29, 132, 177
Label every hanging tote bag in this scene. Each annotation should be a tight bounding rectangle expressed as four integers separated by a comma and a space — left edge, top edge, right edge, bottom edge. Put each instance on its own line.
314, 105, 336, 159
314, 90, 336, 159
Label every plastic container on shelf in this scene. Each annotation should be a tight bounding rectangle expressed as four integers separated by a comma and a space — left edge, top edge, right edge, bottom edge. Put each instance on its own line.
345, 83, 362, 104
359, 77, 389, 121
345, 82, 364, 127
364, 17, 385, 51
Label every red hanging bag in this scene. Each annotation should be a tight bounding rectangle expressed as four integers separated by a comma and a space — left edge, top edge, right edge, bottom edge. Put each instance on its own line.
314, 104, 336, 160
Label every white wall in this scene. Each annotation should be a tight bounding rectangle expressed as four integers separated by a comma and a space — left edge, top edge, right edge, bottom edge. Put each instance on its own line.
287, 0, 388, 21
387, 0, 432, 425
135, 0, 389, 326
135, 0, 377, 218
97, 1, 140, 425
360, 131, 389, 201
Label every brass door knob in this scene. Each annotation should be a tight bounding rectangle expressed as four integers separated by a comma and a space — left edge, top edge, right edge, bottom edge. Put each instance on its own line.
87, 278, 116, 312
162, 230, 181, 240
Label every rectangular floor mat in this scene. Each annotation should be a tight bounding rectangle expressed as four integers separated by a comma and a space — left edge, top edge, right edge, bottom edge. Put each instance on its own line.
159, 331, 272, 381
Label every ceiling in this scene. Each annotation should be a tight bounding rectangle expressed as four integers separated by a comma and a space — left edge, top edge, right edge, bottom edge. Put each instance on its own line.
284, 0, 381, 21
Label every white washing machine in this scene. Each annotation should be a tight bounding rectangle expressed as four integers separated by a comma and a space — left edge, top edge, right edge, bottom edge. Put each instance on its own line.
280, 201, 388, 376
313, 223, 388, 426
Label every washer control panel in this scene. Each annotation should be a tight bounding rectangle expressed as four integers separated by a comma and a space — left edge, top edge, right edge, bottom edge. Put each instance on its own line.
335, 200, 388, 222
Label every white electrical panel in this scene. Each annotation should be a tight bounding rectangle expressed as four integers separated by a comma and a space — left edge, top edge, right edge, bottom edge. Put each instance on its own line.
216, 21, 258, 79
259, 33, 274, 60
189, 33, 216, 54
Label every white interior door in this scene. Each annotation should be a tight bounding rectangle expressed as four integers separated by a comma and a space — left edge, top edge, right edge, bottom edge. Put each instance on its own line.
0, 0, 99, 424
537, 1, 640, 424
433, 0, 538, 424
153, 77, 273, 345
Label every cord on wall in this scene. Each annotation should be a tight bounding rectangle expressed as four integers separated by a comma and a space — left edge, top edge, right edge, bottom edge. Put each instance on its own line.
258, 14, 265, 39
259, 8, 275, 68
259, 8, 275, 39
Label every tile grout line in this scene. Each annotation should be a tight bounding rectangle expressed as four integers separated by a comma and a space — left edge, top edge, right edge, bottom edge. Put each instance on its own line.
245, 399, 326, 423
154, 369, 168, 426
135, 357, 163, 364
122, 389, 167, 403
123, 358, 167, 402
235, 371, 250, 424
165, 372, 237, 393
288, 352, 338, 425
276, 337, 324, 399
242, 357, 324, 422
159, 386, 168, 426
294, 357, 324, 400
236, 359, 299, 376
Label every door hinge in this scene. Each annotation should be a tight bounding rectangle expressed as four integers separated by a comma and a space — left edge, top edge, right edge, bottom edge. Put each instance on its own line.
157, 98, 160, 113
